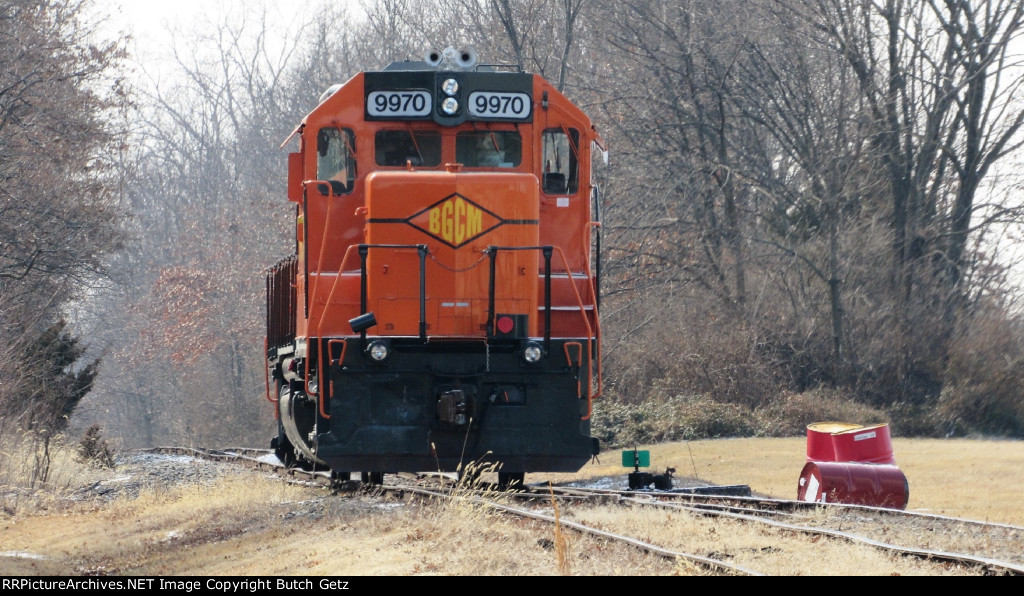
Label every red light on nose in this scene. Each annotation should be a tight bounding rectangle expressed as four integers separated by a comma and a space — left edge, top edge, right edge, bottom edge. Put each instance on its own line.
497, 316, 515, 334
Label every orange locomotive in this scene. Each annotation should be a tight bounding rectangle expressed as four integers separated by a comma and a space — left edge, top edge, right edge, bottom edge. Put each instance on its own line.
266, 47, 604, 486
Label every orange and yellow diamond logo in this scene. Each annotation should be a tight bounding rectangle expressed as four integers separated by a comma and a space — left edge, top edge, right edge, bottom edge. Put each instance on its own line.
407, 194, 504, 248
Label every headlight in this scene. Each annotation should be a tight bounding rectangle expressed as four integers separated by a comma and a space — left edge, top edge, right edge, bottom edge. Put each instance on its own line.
367, 340, 390, 362
522, 342, 543, 364
441, 97, 459, 115
442, 78, 459, 96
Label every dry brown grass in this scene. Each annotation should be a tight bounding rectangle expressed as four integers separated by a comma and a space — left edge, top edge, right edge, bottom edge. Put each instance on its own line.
0, 472, 312, 574
1, 437, 1022, 575
548, 437, 1024, 526
568, 505, 970, 576
0, 432, 114, 515
0, 462, 681, 576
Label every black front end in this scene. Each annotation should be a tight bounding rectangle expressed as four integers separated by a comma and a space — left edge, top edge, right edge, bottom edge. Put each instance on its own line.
314, 336, 598, 474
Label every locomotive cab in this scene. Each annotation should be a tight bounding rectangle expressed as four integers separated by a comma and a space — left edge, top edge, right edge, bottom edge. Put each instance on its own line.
266, 49, 604, 485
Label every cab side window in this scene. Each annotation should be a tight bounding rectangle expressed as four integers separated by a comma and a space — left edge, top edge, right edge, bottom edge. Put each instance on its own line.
316, 127, 356, 194
541, 128, 579, 194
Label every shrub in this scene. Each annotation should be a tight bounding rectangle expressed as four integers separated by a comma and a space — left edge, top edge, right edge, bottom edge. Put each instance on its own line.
933, 306, 1024, 437
593, 393, 761, 449
592, 385, 901, 448
78, 424, 116, 468
759, 388, 889, 436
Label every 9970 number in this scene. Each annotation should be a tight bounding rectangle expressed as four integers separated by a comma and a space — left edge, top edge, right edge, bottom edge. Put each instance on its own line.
468, 92, 531, 119
367, 90, 431, 117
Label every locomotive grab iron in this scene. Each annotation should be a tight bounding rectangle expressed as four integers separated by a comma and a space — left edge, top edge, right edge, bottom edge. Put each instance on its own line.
265, 47, 605, 486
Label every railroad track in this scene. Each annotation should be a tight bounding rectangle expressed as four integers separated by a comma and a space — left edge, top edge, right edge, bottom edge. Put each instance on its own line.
141, 447, 1024, 576
548, 484, 1024, 567
549, 486, 1024, 575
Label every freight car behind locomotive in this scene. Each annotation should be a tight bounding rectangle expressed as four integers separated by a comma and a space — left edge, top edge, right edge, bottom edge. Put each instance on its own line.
265, 47, 605, 486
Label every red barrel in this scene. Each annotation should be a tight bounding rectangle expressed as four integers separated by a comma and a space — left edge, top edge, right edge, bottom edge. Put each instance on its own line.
806, 422, 862, 462
831, 423, 895, 465
797, 461, 909, 510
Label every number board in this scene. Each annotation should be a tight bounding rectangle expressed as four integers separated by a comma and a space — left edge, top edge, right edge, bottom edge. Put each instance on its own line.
366, 90, 432, 118
468, 91, 531, 120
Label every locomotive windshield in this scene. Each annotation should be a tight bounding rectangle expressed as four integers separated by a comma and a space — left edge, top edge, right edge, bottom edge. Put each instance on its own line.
455, 131, 521, 168
375, 130, 441, 167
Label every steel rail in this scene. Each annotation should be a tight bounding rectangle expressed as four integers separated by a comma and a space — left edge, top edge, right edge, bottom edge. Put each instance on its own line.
135, 448, 1024, 575
617, 494, 1024, 576
547, 483, 1024, 532
390, 484, 762, 576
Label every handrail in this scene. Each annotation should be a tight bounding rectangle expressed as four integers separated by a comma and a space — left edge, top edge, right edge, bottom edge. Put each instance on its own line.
305, 179, 338, 327
327, 339, 349, 367
564, 341, 583, 398
264, 337, 278, 421
312, 243, 360, 420
586, 269, 602, 405
549, 245, 601, 418
303, 172, 429, 419
485, 245, 601, 419
305, 230, 600, 419
485, 246, 553, 350
316, 338, 350, 419
302, 179, 337, 415
314, 243, 429, 419
582, 223, 603, 404
587, 219, 601, 312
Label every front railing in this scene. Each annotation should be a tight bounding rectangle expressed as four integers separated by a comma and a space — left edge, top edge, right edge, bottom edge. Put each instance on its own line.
302, 180, 602, 422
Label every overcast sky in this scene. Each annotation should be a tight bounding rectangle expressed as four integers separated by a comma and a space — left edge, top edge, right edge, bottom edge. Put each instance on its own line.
90, 0, 365, 80
95, 0, 359, 38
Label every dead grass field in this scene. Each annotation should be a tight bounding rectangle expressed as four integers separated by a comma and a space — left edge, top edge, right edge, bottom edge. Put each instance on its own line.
548, 437, 1024, 525
1, 437, 1022, 576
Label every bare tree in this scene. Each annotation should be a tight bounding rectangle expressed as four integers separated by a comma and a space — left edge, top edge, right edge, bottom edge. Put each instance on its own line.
0, 0, 129, 431
591, 0, 1024, 408
555, 0, 587, 91
360, 0, 431, 65
598, 0, 752, 313
779, 0, 1024, 399
728, 4, 886, 384
82, 2, 388, 447
491, 0, 528, 67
